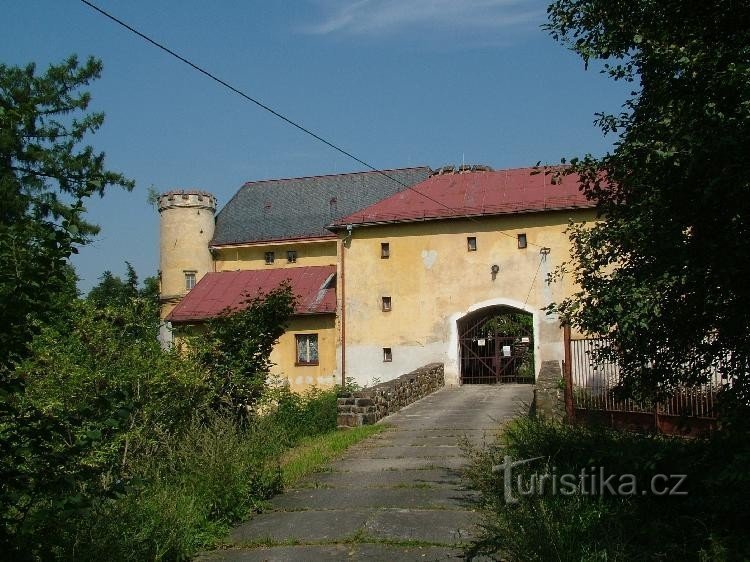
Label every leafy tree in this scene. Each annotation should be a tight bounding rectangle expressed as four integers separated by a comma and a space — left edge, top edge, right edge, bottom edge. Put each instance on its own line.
187, 284, 296, 416
0, 56, 132, 553
0, 55, 133, 366
545, 1, 750, 419
87, 262, 139, 308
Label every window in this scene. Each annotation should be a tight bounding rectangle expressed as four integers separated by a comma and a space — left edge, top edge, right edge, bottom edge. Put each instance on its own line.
382, 296, 392, 312
287, 250, 297, 263
381, 242, 390, 259
467, 236, 477, 251
264, 251, 275, 265
383, 347, 392, 362
295, 334, 319, 365
517, 233, 528, 249
184, 271, 196, 290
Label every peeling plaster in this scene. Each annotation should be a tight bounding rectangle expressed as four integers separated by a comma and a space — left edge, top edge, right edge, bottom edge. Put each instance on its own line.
421, 249, 438, 269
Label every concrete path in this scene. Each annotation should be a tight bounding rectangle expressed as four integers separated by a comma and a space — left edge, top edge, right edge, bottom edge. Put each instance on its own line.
199, 384, 533, 561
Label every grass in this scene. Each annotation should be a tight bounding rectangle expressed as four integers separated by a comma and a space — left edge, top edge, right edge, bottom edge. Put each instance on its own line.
463, 417, 750, 561
279, 424, 387, 487
40, 387, 388, 561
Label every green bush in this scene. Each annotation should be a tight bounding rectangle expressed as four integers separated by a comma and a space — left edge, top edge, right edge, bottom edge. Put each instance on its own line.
37, 386, 343, 561
465, 418, 750, 561
259, 384, 338, 443
67, 413, 283, 561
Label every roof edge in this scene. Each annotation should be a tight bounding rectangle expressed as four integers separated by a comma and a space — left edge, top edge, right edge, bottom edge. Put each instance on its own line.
210, 233, 337, 248
240, 166, 432, 189
327, 202, 596, 230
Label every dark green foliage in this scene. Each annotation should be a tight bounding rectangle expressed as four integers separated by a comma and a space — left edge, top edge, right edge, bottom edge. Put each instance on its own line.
8, 289, 338, 559
187, 284, 296, 416
86, 262, 138, 308
31, 391, 341, 561
6, 297, 206, 557
0, 55, 133, 367
87, 262, 159, 316
465, 417, 750, 561
483, 313, 533, 338
0, 56, 132, 554
67, 414, 285, 561
260, 384, 339, 443
544, 1, 750, 420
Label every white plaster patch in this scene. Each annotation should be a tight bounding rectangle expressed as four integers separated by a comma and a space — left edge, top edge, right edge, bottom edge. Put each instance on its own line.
305, 376, 314, 385
295, 376, 304, 387
421, 249, 438, 269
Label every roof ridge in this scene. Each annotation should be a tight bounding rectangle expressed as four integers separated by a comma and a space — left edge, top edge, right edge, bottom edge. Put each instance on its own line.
240, 166, 431, 188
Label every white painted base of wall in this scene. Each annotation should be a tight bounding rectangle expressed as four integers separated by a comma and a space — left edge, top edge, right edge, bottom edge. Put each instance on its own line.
344, 296, 565, 388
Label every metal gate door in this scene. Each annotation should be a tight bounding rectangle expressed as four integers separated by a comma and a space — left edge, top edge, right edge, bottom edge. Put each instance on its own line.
458, 307, 534, 384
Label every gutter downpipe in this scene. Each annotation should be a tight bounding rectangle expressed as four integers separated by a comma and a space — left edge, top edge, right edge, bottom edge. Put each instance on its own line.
340, 235, 347, 386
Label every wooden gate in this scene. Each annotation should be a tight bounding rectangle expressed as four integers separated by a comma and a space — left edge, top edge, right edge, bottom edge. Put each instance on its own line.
458, 306, 534, 384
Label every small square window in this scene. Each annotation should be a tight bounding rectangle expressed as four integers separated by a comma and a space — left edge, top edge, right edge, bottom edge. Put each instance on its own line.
381, 242, 390, 259
287, 250, 297, 263
184, 271, 196, 290
383, 347, 392, 362
517, 233, 528, 249
382, 296, 392, 312
295, 334, 319, 365
264, 251, 275, 265
467, 237, 477, 251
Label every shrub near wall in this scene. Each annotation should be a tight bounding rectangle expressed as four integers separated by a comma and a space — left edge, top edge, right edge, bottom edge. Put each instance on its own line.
337, 363, 444, 427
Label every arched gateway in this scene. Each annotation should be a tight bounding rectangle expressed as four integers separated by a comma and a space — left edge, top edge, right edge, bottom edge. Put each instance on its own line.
457, 305, 535, 384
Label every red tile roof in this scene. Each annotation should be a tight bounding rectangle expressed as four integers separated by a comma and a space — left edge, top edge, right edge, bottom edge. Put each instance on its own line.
166, 266, 336, 323
330, 167, 593, 227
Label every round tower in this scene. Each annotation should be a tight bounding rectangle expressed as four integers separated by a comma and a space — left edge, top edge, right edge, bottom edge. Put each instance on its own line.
158, 189, 217, 321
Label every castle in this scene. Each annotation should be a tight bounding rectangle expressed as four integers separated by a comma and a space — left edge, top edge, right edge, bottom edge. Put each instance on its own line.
158, 165, 594, 391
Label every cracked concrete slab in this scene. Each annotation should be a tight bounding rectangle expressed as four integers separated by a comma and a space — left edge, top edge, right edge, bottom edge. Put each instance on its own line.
203, 384, 533, 561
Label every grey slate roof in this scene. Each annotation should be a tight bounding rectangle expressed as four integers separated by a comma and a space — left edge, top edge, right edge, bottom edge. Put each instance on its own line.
211, 167, 432, 246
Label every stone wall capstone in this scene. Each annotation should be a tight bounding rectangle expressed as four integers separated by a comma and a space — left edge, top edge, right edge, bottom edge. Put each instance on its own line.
337, 363, 444, 428
534, 360, 565, 421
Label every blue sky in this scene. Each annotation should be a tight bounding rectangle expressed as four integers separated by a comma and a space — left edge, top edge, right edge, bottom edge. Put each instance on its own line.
1, 1, 627, 292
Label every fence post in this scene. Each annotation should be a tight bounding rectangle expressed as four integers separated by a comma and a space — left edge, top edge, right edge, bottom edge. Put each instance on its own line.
563, 324, 575, 422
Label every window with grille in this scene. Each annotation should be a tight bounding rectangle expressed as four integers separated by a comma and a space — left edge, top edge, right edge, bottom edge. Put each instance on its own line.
287, 250, 297, 263
383, 347, 392, 362
517, 233, 527, 249
296, 334, 319, 365
382, 296, 392, 311
381, 242, 390, 259
467, 237, 477, 251
264, 251, 275, 265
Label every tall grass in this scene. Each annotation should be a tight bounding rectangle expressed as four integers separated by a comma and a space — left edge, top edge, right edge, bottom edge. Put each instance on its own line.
464, 417, 750, 561
41, 386, 364, 561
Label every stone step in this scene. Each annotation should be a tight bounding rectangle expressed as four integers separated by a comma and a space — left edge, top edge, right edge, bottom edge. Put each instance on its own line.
228, 508, 479, 547
350, 444, 464, 458
198, 544, 466, 561
298, 467, 464, 489
327, 456, 468, 472
269, 486, 479, 511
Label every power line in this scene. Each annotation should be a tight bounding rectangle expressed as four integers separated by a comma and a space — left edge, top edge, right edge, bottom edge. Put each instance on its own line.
77, 0, 547, 251
524, 251, 547, 307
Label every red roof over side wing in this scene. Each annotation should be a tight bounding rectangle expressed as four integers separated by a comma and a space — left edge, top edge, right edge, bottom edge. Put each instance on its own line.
330, 167, 593, 227
166, 265, 336, 323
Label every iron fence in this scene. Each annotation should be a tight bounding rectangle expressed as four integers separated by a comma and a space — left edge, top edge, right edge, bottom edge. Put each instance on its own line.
568, 336, 723, 419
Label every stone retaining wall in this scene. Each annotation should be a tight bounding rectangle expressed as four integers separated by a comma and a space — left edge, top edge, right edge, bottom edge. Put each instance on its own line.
534, 360, 565, 421
337, 363, 444, 428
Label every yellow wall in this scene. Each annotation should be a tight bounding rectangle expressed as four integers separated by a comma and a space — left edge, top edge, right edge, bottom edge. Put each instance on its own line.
269, 314, 338, 393
207, 238, 339, 393
341, 209, 596, 386
214, 239, 337, 271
